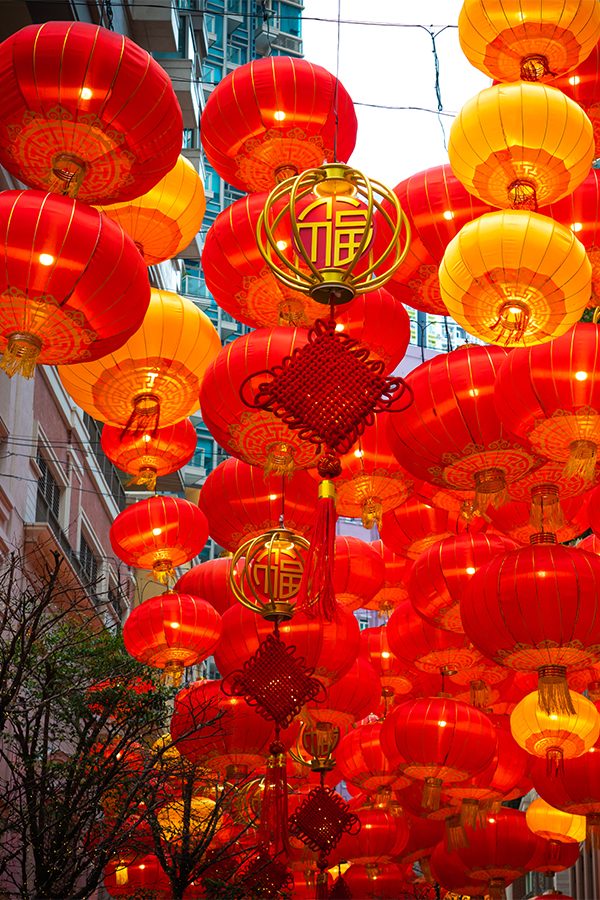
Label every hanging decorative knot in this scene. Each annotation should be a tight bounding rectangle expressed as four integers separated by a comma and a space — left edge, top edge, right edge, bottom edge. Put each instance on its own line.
222, 630, 324, 729
288, 784, 360, 855
241, 318, 412, 457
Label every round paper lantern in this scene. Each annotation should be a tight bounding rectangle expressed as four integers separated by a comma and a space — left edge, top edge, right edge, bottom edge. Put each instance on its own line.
342, 863, 422, 900
214, 601, 360, 688
460, 540, 600, 714
527, 836, 581, 876
199, 326, 320, 473
376, 164, 493, 314
360, 625, 414, 701
387, 600, 482, 677
59, 289, 220, 430
510, 689, 600, 770
397, 811, 445, 867
305, 651, 381, 734
495, 323, 600, 482
531, 741, 600, 845
380, 496, 463, 561
380, 697, 498, 807
458, 1, 600, 82
200, 56, 357, 193
526, 797, 586, 844
429, 843, 489, 897
156, 795, 216, 844
439, 210, 591, 346
366, 540, 410, 613
104, 855, 170, 899
335, 804, 408, 865
332, 416, 413, 528
0, 190, 150, 378
336, 721, 409, 795
486, 494, 591, 546
408, 532, 519, 634
174, 558, 236, 616
332, 290, 411, 373
0, 22, 182, 203
332, 536, 385, 611
122, 592, 221, 682
97, 155, 205, 266
387, 344, 540, 510
110, 496, 208, 582
101, 419, 197, 491
448, 83, 594, 209
198, 458, 318, 552
170, 679, 273, 779
553, 42, 600, 159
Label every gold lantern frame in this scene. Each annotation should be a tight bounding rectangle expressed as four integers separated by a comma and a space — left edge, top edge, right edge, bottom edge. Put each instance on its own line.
257, 163, 411, 304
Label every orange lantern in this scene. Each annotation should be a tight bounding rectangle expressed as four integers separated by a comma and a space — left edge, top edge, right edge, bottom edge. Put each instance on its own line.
448, 83, 594, 210
59, 289, 220, 432
439, 210, 591, 346
408, 532, 519, 634
174, 558, 236, 616
387, 344, 541, 510
332, 536, 385, 611
510, 689, 600, 771
0, 22, 182, 203
0, 190, 150, 378
365, 540, 410, 613
200, 56, 357, 193
526, 797, 586, 844
101, 419, 197, 491
199, 327, 320, 474
198, 458, 318, 552
110, 496, 208, 583
331, 416, 413, 528
458, 1, 600, 82
96, 156, 205, 266
495, 323, 600, 481
122, 592, 221, 683
377, 164, 492, 314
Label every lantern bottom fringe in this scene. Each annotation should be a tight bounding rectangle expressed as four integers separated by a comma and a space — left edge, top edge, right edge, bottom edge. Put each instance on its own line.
538, 667, 576, 716
460, 798, 486, 829
469, 679, 490, 709
473, 467, 508, 514
530, 491, 564, 534
564, 439, 597, 482
422, 777, 442, 811
0, 333, 42, 379
491, 300, 530, 343
361, 496, 383, 529
587, 815, 600, 850
161, 661, 184, 687
152, 560, 176, 586
264, 442, 296, 478
546, 746, 565, 778
127, 467, 158, 491
488, 878, 507, 900
446, 815, 469, 851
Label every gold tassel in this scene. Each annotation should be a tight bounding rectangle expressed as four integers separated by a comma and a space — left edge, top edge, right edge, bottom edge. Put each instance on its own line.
488, 877, 507, 900
460, 798, 481, 829
538, 666, 576, 716
264, 441, 296, 478
0, 333, 42, 379
491, 300, 531, 342
474, 468, 508, 514
564, 439, 597, 482
446, 814, 469, 851
127, 466, 158, 491
422, 777, 443, 811
362, 496, 383, 529
530, 484, 564, 533
152, 557, 176, 586
161, 659, 184, 688
546, 747, 564, 777
470, 680, 489, 709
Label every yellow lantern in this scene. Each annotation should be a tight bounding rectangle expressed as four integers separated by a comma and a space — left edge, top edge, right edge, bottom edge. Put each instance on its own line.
156, 795, 217, 844
526, 797, 586, 844
459, 0, 600, 83
448, 83, 594, 210
96, 156, 206, 266
510, 689, 600, 772
439, 210, 591, 346
58, 289, 221, 431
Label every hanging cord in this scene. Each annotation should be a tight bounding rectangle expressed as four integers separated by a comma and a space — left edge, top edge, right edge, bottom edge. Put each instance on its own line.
429, 27, 449, 151
102, 0, 115, 31
332, 0, 342, 162
279, 472, 286, 528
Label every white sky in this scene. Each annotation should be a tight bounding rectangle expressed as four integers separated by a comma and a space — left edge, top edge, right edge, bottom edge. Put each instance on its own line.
301, 1, 490, 187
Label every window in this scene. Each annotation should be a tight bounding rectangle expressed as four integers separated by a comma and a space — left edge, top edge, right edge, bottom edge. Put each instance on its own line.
192, 446, 206, 469
79, 534, 99, 584
36, 454, 60, 520
205, 13, 217, 34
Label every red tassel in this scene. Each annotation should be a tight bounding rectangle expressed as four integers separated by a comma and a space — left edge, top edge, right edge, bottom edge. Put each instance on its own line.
258, 740, 290, 859
297, 479, 338, 621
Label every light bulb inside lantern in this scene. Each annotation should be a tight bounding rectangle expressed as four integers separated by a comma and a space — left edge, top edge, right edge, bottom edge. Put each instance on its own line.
273, 110, 286, 121
466, 566, 476, 575
571, 222, 583, 232
169, 621, 180, 629
80, 86, 93, 100
142, 434, 152, 443
569, 75, 581, 86
276, 239, 288, 251
354, 448, 364, 458
575, 370, 588, 381
39, 253, 55, 266
438, 720, 448, 728
268, 494, 278, 501
381, 651, 391, 659
335, 323, 345, 332
152, 527, 162, 536
442, 210, 454, 221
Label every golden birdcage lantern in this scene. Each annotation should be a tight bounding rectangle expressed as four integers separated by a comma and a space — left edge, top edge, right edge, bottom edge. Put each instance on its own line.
257, 163, 410, 305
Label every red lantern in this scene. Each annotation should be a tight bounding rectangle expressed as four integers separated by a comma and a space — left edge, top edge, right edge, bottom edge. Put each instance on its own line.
552, 43, 600, 159
487, 493, 591, 546
174, 558, 236, 616
429, 843, 491, 897
380, 495, 464, 561
380, 697, 498, 809
170, 679, 274, 779
532, 738, 600, 845
198, 458, 318, 552
460, 539, 600, 715
110, 496, 208, 583
495, 323, 600, 482
214, 602, 360, 688
387, 600, 483, 677
0, 22, 182, 203
408, 532, 519, 634
305, 651, 381, 734
365, 540, 410, 613
377, 164, 492, 314
0, 190, 150, 378
527, 836, 581, 875
332, 536, 385, 611
332, 290, 411, 374
335, 804, 409, 865
122, 592, 221, 682
360, 625, 414, 701
104, 855, 171, 899
101, 419, 197, 491
336, 721, 410, 796
200, 57, 357, 193
388, 344, 541, 510
343, 863, 421, 900
397, 811, 445, 867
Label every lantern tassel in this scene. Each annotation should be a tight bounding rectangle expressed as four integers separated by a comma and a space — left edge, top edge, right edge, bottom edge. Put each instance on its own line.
127, 466, 158, 491
446, 814, 469, 851
316, 857, 329, 900
115, 864, 128, 887
258, 739, 290, 859
538, 666, 576, 716
587, 814, 600, 850
460, 798, 485, 829
564, 439, 597, 482
0, 333, 42, 379
473, 467, 508, 514
264, 441, 296, 478
296, 478, 338, 621
546, 747, 565, 778
469, 679, 490, 709
529, 484, 564, 534
361, 496, 383, 529
422, 776, 443, 811
488, 878, 507, 900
